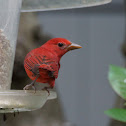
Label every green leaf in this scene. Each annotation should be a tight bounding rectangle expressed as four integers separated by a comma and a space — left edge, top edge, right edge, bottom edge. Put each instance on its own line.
105, 108, 126, 122
108, 65, 126, 100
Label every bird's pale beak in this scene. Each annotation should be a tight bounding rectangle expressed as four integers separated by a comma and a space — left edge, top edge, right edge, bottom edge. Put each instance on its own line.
67, 43, 82, 51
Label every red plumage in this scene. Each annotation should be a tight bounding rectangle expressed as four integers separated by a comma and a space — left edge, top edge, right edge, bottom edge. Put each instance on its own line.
24, 38, 82, 91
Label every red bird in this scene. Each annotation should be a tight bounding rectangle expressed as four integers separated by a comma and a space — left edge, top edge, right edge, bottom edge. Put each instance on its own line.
23, 38, 82, 92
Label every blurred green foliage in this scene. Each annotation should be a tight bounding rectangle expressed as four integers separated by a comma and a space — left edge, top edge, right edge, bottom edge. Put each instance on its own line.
108, 65, 126, 100
105, 65, 126, 122
105, 108, 126, 122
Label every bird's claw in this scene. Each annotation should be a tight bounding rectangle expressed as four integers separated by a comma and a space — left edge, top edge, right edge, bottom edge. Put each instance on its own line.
42, 87, 50, 96
23, 84, 36, 93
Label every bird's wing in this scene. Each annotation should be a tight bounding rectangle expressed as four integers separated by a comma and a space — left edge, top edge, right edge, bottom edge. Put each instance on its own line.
39, 64, 58, 78
24, 49, 59, 78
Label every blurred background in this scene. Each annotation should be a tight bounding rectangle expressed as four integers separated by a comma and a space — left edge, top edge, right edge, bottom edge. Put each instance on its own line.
1, 0, 126, 126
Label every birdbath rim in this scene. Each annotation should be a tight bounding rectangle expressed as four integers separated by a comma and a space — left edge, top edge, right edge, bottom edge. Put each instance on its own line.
0, 90, 57, 113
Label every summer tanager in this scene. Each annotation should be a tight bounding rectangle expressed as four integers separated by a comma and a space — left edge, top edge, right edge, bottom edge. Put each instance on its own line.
23, 38, 82, 92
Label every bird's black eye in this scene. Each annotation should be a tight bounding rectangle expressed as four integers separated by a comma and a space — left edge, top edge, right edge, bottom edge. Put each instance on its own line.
58, 43, 64, 47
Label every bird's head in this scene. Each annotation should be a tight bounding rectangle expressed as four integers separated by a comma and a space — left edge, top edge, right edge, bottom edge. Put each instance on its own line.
42, 38, 82, 58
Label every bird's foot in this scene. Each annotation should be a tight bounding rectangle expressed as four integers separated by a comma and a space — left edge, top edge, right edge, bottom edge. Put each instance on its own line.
42, 87, 50, 96
23, 84, 36, 93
